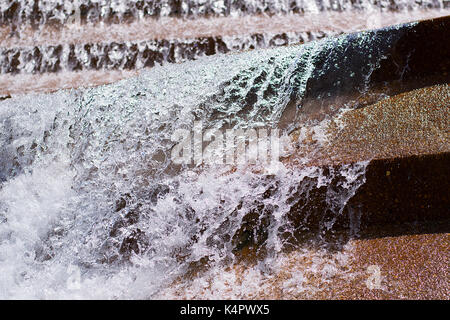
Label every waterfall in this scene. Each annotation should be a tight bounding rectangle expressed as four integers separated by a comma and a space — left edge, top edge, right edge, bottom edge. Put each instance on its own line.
0, 0, 447, 300
0, 29, 380, 298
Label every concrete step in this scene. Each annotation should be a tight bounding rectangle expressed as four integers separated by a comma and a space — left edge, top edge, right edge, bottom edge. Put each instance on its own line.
170, 232, 449, 299
1, 0, 445, 28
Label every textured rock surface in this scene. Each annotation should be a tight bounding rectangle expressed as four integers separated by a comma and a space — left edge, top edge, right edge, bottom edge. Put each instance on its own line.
345, 153, 449, 229
174, 232, 449, 299
290, 84, 450, 166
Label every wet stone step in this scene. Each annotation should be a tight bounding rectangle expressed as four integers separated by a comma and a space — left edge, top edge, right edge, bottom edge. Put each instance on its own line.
0, 30, 334, 74
0, 0, 445, 28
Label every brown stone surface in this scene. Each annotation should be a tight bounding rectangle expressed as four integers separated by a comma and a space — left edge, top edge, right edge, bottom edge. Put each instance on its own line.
278, 152, 450, 246
165, 232, 449, 299
271, 232, 449, 299
259, 86, 448, 299
290, 84, 450, 167
345, 232, 449, 299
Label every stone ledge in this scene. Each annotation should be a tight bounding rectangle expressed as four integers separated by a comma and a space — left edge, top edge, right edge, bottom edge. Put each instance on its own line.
234, 85, 449, 254
1, 0, 444, 28
289, 85, 450, 167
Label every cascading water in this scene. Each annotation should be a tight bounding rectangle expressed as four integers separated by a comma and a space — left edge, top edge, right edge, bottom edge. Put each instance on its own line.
1, 0, 447, 27
0, 20, 407, 298
0, 30, 335, 74
1, 0, 448, 77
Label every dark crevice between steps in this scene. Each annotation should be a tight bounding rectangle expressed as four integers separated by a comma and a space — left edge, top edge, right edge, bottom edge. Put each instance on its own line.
233, 152, 450, 262
343, 152, 450, 230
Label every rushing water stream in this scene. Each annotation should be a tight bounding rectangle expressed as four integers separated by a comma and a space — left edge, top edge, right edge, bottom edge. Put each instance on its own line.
2, 22, 419, 298
0, 1, 448, 297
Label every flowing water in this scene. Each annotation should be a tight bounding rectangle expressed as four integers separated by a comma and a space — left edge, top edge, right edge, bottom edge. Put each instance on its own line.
2, 22, 421, 298
0, 2, 447, 299
1, 0, 447, 26
1, 0, 449, 77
